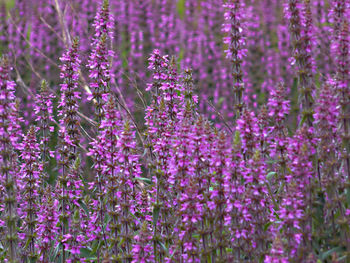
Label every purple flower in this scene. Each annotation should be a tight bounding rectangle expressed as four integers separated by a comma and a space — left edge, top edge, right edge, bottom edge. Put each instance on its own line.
265, 236, 288, 263
36, 189, 60, 262
237, 108, 259, 158
132, 222, 154, 263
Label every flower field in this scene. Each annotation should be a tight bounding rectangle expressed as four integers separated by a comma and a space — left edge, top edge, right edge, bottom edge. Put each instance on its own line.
0, 0, 349, 262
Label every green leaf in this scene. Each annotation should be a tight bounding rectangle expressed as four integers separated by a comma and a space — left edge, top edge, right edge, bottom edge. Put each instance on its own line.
234, 130, 241, 145
314, 72, 321, 90
336, 255, 347, 262
178, 48, 184, 62
159, 241, 168, 254
5, 0, 15, 10
73, 209, 80, 221
78, 200, 90, 218
266, 172, 276, 180
263, 222, 273, 232
131, 211, 141, 225
218, 97, 225, 106
177, 0, 185, 19
50, 243, 61, 262
192, 234, 200, 239
272, 208, 280, 220
346, 188, 350, 205
80, 247, 93, 258
103, 213, 110, 227
135, 177, 152, 185
91, 240, 103, 255
24, 237, 31, 249
299, 114, 307, 127
169, 247, 178, 259
153, 206, 160, 227
320, 247, 342, 260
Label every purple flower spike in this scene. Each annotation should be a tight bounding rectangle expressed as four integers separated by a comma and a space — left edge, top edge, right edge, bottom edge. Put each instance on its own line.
18, 126, 42, 261
34, 80, 55, 167
0, 56, 21, 262
223, 0, 247, 115
89, 0, 114, 123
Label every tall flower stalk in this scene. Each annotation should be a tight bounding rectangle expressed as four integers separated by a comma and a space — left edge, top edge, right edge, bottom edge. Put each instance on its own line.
0, 56, 20, 263
335, 21, 350, 181
36, 187, 59, 262
34, 80, 55, 171
57, 38, 81, 262
117, 120, 140, 262
285, 0, 314, 126
88, 0, 114, 124
223, 0, 247, 117
18, 126, 42, 261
